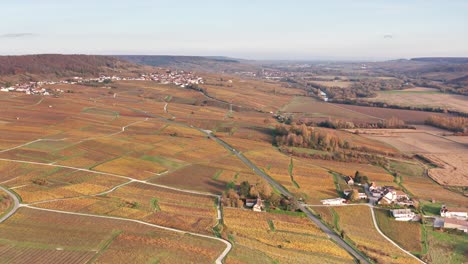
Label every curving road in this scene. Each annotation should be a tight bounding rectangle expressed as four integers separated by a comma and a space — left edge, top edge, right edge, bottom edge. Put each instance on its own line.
0, 185, 20, 223
23, 206, 232, 264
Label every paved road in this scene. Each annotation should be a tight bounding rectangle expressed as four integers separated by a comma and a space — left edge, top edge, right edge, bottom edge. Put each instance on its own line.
0, 185, 20, 223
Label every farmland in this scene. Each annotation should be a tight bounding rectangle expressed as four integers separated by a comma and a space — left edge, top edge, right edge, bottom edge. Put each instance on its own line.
332, 206, 419, 264
365, 88, 468, 114
0, 208, 226, 264
0, 56, 466, 264
359, 128, 468, 188
223, 208, 354, 264
332, 103, 452, 124
425, 229, 467, 264
281, 96, 380, 122
0, 189, 13, 216
34, 182, 218, 235
374, 209, 423, 253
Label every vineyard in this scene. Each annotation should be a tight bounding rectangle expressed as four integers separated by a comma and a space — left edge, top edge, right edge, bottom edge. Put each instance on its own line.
0, 208, 225, 263
33, 182, 218, 234
332, 206, 419, 264
223, 208, 353, 264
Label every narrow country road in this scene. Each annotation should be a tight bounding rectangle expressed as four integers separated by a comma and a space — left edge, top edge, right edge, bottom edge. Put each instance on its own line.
23, 206, 232, 264
0, 185, 20, 223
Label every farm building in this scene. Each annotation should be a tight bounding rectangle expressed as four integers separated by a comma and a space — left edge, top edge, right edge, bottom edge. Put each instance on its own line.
440, 206, 467, 220
443, 218, 468, 232
391, 209, 415, 221
245, 198, 264, 212
343, 189, 353, 196
245, 198, 257, 207
321, 198, 346, 205
344, 176, 354, 185
253, 198, 264, 212
358, 193, 368, 199
378, 187, 412, 206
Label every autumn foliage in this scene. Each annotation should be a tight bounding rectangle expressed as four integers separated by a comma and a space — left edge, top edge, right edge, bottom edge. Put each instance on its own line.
425, 115, 468, 133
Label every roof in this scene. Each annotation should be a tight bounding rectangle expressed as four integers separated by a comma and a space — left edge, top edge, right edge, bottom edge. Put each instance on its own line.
444, 218, 468, 227
392, 209, 412, 214
321, 198, 346, 203
445, 207, 468, 213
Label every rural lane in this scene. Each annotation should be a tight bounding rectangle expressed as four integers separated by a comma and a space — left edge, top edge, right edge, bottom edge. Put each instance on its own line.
23, 206, 232, 264
0, 185, 20, 223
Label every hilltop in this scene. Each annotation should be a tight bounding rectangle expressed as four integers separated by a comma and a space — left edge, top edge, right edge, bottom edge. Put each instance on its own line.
0, 54, 145, 84
116, 55, 259, 73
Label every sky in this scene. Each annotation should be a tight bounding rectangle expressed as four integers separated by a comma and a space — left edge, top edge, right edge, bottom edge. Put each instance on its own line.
1, 0, 467, 60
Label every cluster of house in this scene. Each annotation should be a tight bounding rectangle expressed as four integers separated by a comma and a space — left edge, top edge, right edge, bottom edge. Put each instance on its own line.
369, 183, 413, 206
0, 82, 52, 95
260, 69, 296, 80
343, 176, 367, 199
435, 205, 468, 233
145, 70, 204, 87
0, 70, 204, 97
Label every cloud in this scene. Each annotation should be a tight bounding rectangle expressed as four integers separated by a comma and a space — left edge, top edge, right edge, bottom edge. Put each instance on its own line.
383, 34, 393, 39
0, 33, 37, 38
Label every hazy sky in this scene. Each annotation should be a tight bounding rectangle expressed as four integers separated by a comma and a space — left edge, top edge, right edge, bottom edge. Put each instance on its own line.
1, 0, 467, 60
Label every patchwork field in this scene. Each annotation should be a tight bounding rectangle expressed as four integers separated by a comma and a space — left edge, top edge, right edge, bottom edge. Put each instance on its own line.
359, 129, 468, 187
0, 208, 226, 264
388, 160, 466, 207
366, 89, 468, 114
33, 182, 218, 235
281, 96, 379, 122
333, 104, 452, 124
1, 72, 461, 264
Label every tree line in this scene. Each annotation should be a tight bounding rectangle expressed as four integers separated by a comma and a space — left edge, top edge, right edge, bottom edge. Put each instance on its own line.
425, 115, 468, 134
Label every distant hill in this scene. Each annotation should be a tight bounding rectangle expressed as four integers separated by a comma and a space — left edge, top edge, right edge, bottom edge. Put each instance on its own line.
373, 57, 468, 95
411, 57, 468, 64
0, 54, 143, 84
116, 55, 259, 73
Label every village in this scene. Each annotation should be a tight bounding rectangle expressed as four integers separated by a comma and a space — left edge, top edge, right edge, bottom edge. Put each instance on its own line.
221, 169, 467, 236
317, 173, 467, 233
0, 69, 204, 96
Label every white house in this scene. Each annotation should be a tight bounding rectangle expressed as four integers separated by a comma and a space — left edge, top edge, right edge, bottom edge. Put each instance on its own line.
321, 198, 346, 205
443, 218, 468, 232
391, 209, 415, 221
253, 198, 264, 212
440, 206, 467, 220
